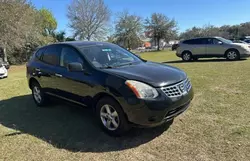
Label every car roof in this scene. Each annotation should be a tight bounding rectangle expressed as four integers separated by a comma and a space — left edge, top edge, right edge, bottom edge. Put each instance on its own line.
56, 41, 113, 48
184, 36, 220, 40
180, 37, 222, 43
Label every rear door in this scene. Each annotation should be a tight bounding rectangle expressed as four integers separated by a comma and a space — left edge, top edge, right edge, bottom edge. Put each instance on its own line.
38, 45, 62, 94
206, 38, 226, 56
184, 38, 207, 56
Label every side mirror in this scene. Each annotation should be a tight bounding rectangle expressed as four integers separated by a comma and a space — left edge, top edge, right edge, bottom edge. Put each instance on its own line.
67, 62, 84, 72
218, 41, 223, 45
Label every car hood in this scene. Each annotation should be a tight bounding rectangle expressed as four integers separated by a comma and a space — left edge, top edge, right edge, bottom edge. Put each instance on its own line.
232, 43, 250, 49
103, 62, 187, 87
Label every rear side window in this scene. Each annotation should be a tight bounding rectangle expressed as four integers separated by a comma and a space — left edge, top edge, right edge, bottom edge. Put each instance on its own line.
183, 38, 206, 45
60, 46, 83, 67
42, 45, 61, 66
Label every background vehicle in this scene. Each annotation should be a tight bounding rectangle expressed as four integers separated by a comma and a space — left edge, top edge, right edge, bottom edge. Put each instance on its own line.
27, 41, 193, 136
0, 47, 10, 69
0, 63, 8, 78
232, 40, 248, 44
176, 37, 250, 61
244, 39, 250, 44
171, 43, 179, 51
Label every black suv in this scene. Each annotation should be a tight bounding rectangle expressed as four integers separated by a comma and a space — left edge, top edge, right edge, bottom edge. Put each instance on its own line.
27, 41, 194, 136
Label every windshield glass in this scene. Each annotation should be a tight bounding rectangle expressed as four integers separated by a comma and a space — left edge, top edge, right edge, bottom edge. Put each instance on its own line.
217, 37, 233, 44
79, 44, 142, 68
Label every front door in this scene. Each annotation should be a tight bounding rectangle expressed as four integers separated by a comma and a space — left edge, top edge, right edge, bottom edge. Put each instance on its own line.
56, 46, 93, 105
206, 38, 226, 56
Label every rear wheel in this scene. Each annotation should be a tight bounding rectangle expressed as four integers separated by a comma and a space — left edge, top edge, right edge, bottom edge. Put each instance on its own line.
226, 49, 240, 61
31, 82, 48, 107
182, 51, 192, 61
96, 97, 130, 136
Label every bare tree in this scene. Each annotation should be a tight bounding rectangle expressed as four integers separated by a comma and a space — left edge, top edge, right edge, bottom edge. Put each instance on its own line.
67, 0, 111, 41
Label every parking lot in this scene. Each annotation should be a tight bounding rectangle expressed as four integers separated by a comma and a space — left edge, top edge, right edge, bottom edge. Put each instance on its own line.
0, 50, 250, 161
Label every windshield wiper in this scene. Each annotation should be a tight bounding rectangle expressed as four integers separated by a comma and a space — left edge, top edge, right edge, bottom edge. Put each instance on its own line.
99, 65, 114, 69
115, 62, 136, 67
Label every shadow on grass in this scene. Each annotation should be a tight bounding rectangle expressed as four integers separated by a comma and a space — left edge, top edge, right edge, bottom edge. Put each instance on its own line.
163, 58, 247, 64
0, 95, 172, 152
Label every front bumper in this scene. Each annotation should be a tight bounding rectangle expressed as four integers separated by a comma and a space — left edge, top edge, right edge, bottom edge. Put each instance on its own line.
121, 87, 194, 127
0, 72, 8, 78
240, 52, 250, 58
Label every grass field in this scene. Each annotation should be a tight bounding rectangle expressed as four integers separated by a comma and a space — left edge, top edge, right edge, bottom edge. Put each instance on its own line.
0, 50, 250, 161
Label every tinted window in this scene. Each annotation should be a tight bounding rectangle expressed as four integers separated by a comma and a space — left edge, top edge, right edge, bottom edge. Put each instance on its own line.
183, 38, 206, 45
42, 45, 61, 66
207, 38, 222, 44
60, 47, 83, 67
35, 48, 45, 60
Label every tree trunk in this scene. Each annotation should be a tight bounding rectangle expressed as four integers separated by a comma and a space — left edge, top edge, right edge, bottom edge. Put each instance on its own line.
157, 37, 160, 51
127, 39, 130, 50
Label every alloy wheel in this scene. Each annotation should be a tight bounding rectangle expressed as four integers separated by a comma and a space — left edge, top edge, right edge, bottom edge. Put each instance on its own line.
227, 51, 237, 60
33, 86, 42, 103
183, 53, 191, 61
100, 104, 120, 131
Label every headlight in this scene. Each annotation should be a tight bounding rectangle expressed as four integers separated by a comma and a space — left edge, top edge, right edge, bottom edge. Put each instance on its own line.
125, 80, 159, 99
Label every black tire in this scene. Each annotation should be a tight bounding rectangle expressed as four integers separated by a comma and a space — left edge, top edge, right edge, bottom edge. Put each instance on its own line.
182, 51, 192, 61
226, 49, 240, 61
31, 81, 48, 107
96, 97, 130, 136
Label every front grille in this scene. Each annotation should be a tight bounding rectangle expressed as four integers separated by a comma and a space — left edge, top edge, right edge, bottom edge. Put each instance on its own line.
161, 79, 192, 98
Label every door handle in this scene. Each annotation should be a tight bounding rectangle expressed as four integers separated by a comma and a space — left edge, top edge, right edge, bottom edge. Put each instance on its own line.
55, 73, 62, 78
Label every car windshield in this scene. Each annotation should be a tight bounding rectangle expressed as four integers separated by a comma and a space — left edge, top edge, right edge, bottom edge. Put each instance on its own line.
217, 37, 233, 44
79, 44, 142, 68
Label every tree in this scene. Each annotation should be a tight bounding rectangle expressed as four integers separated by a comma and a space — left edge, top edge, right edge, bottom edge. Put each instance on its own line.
67, 0, 111, 41
114, 11, 143, 49
52, 31, 66, 42
0, 0, 56, 64
65, 37, 76, 41
39, 8, 57, 36
179, 22, 250, 40
145, 13, 178, 50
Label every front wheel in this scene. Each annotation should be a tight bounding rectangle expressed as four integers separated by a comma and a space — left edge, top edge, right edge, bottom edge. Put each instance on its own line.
226, 50, 240, 61
96, 97, 130, 136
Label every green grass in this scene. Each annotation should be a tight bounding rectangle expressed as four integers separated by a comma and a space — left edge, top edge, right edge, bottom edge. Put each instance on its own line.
0, 50, 250, 161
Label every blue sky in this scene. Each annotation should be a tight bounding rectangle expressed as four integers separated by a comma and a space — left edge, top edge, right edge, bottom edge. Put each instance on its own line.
31, 0, 250, 36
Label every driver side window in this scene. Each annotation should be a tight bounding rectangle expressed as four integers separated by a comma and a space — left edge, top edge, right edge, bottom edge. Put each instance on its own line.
212, 39, 222, 45
60, 47, 83, 68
